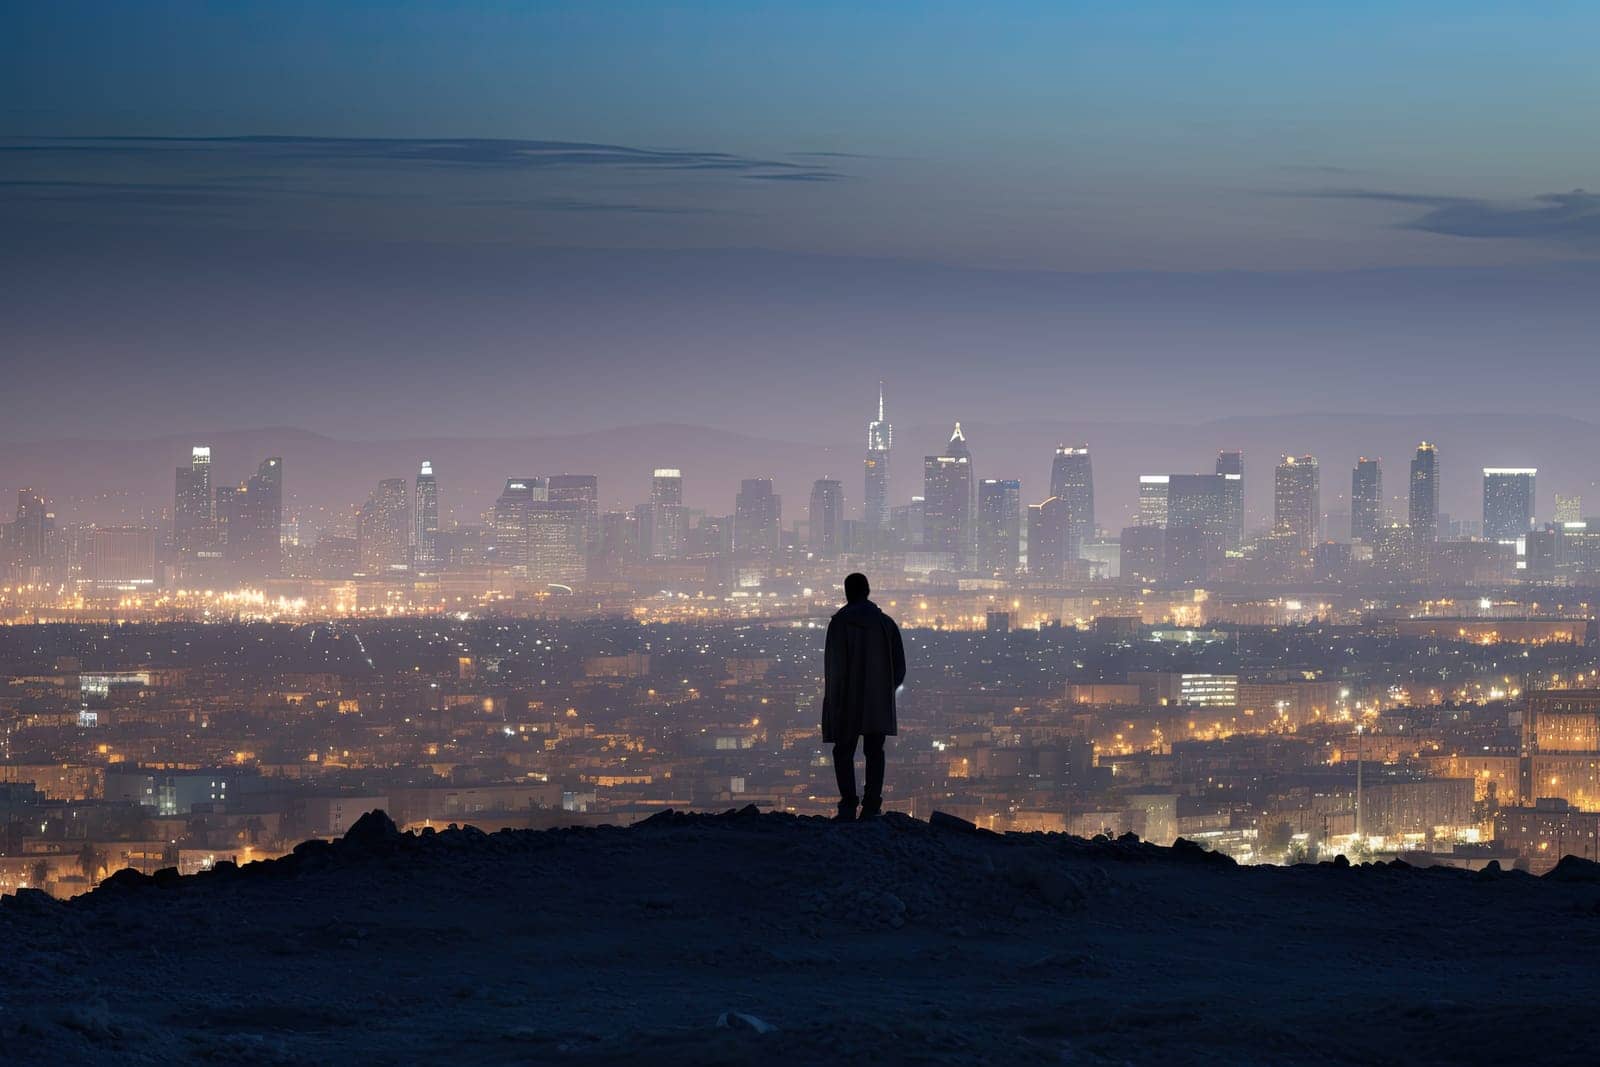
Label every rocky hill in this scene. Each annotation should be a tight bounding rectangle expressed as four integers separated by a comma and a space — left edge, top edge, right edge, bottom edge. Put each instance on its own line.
4, 808, 1600, 1065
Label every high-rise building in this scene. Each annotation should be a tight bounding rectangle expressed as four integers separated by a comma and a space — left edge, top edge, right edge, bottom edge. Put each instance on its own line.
808, 478, 845, 558
734, 478, 781, 561
1138, 475, 1169, 527
526, 499, 587, 585
1120, 524, 1166, 583
977, 478, 1021, 577
649, 469, 685, 560
82, 526, 157, 587
1556, 494, 1583, 524
227, 456, 283, 581
357, 478, 411, 574
864, 381, 892, 531
923, 423, 975, 566
1483, 468, 1537, 543
548, 475, 599, 561
1273, 455, 1320, 554
174, 446, 214, 561
1165, 473, 1230, 582
491, 477, 544, 572
413, 460, 440, 570
1409, 442, 1440, 544
1027, 497, 1069, 579
1215, 451, 1244, 550
13, 488, 48, 570
1351, 458, 1382, 544
1050, 445, 1095, 560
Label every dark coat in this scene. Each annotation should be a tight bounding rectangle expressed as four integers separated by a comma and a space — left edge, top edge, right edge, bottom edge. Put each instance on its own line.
821, 599, 907, 742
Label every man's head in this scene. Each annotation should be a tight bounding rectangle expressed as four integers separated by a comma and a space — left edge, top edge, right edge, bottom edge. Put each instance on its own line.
844, 572, 870, 603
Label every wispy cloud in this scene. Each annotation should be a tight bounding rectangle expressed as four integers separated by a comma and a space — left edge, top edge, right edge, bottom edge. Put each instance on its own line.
1296, 186, 1600, 245
2, 135, 840, 181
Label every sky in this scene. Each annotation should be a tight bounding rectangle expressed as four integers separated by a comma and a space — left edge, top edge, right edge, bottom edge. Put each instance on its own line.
4, 1, 1600, 455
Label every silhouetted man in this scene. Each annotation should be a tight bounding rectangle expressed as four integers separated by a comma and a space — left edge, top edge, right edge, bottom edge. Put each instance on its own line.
822, 572, 906, 821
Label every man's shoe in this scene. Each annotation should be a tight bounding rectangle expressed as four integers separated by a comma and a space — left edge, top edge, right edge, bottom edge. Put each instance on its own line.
834, 798, 858, 822
858, 797, 883, 820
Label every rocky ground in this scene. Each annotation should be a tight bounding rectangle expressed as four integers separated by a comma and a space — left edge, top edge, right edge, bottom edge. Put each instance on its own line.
4, 808, 1600, 1065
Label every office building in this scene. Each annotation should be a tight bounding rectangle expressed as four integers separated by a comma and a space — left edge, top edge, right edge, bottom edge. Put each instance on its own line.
1215, 451, 1244, 550
1028, 497, 1070, 579
1410, 442, 1440, 544
1483, 468, 1536, 543
526, 499, 587, 585
1273, 455, 1320, 554
174, 446, 214, 560
923, 423, 975, 566
734, 479, 781, 561
1164, 473, 1230, 583
809, 478, 845, 558
413, 461, 440, 570
547, 474, 599, 558
649, 469, 685, 560
1050, 445, 1095, 559
357, 478, 411, 574
491, 478, 544, 572
977, 478, 1021, 577
1351, 458, 1382, 544
1138, 475, 1169, 527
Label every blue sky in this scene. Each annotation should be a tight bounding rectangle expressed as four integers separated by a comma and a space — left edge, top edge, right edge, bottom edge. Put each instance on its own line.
3, 2, 1599, 444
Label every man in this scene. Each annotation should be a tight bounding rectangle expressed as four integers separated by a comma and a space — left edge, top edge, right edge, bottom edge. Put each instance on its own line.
822, 572, 907, 821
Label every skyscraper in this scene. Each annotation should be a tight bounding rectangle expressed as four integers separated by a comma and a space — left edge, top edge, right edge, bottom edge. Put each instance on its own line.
734, 478, 781, 561
977, 478, 1021, 577
1138, 475, 1169, 527
1215, 451, 1244, 550
229, 457, 283, 581
1027, 497, 1069, 579
526, 499, 587, 585
547, 474, 600, 561
174, 445, 214, 561
413, 460, 439, 570
1351, 458, 1382, 544
1164, 473, 1230, 582
923, 423, 975, 566
864, 381, 892, 531
1409, 442, 1440, 544
1050, 445, 1095, 560
1273, 455, 1320, 554
808, 478, 845, 557
1483, 468, 1536, 542
1556, 494, 1583, 524
491, 477, 544, 572
357, 478, 411, 574
650, 469, 685, 560
13, 488, 47, 570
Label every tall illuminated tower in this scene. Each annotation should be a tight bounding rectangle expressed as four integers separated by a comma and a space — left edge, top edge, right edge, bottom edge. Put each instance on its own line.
1050, 445, 1095, 560
864, 381, 892, 531
174, 445, 215, 565
1215, 450, 1243, 550
1273, 455, 1320, 554
1409, 442, 1440, 544
650, 469, 685, 560
977, 478, 1021, 577
1351, 458, 1382, 544
413, 460, 439, 569
923, 422, 975, 567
